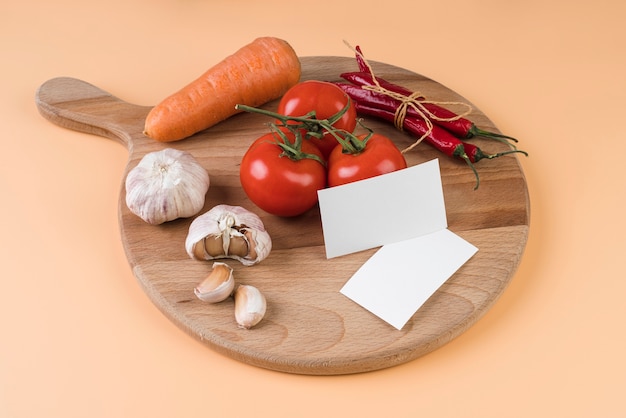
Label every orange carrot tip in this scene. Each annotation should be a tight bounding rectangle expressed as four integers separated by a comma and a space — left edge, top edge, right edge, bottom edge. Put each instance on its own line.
144, 37, 301, 142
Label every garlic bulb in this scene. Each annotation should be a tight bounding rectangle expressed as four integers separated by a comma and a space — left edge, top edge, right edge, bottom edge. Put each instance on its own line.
185, 204, 272, 266
194, 262, 235, 303
234, 285, 266, 329
125, 148, 210, 225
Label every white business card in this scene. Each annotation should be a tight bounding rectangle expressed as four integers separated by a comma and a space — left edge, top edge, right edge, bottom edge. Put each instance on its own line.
340, 228, 478, 329
317, 159, 447, 259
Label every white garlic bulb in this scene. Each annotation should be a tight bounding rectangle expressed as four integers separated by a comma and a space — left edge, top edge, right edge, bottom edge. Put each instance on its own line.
185, 204, 272, 266
125, 148, 210, 225
234, 284, 266, 329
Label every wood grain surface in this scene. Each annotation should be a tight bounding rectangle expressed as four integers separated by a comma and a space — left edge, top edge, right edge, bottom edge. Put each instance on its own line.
35, 56, 530, 375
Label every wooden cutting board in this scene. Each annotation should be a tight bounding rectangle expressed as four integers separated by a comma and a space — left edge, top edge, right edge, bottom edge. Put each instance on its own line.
35, 56, 529, 375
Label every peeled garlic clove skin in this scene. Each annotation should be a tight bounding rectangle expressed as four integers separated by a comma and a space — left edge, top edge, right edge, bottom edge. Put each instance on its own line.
234, 285, 266, 329
185, 204, 272, 266
194, 262, 235, 303
125, 148, 210, 225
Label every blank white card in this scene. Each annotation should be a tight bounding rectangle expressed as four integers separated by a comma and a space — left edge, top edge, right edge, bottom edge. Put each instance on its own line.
317, 159, 447, 259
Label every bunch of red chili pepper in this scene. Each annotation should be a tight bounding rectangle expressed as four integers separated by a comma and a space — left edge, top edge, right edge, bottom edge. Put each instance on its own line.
333, 46, 527, 189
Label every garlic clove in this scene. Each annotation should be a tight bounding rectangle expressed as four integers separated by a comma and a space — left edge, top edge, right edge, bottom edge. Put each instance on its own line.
125, 148, 210, 225
185, 204, 272, 266
240, 227, 272, 265
194, 262, 235, 303
234, 284, 267, 329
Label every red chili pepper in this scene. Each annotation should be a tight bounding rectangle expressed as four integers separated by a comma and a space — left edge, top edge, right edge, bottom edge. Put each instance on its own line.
354, 45, 369, 72
339, 72, 468, 136
347, 46, 518, 144
462, 141, 527, 164
352, 101, 480, 189
352, 101, 526, 189
334, 80, 528, 164
334, 81, 437, 126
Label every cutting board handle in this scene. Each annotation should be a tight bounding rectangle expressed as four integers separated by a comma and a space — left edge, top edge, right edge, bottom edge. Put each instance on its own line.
35, 77, 152, 148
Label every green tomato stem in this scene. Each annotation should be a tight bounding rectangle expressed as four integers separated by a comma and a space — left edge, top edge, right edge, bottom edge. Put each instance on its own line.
270, 127, 326, 167
235, 103, 369, 156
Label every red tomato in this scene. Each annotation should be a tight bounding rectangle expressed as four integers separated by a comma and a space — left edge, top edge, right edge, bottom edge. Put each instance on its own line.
277, 80, 357, 159
240, 132, 327, 217
327, 133, 407, 187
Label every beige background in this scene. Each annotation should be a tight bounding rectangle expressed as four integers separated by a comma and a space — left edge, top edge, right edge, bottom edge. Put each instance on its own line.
2, 0, 624, 416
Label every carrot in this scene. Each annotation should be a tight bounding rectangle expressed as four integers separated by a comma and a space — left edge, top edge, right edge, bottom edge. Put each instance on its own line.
144, 37, 301, 142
